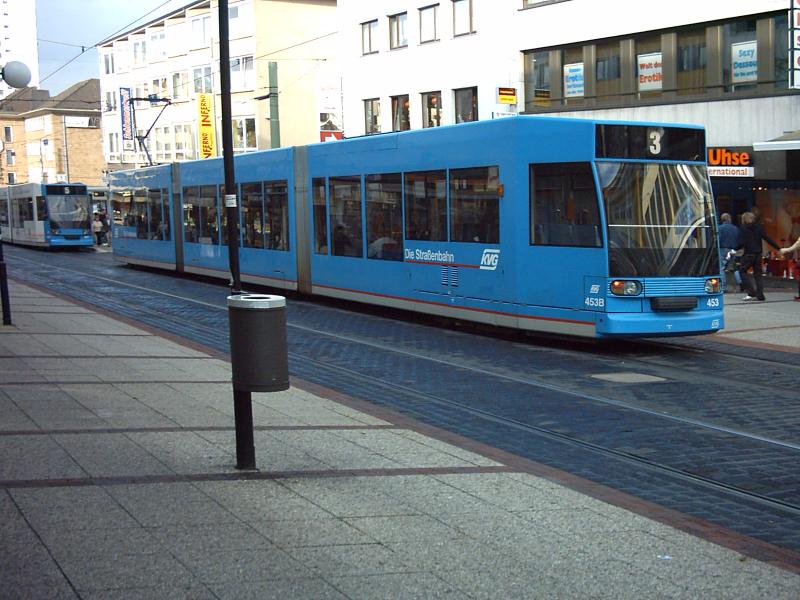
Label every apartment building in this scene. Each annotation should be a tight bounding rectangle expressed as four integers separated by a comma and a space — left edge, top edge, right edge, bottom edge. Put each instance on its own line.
97, 0, 336, 170
0, 0, 40, 99
339, 0, 800, 249
0, 79, 104, 185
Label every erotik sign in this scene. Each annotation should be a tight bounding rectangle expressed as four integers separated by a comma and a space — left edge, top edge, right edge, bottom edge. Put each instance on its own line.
707, 147, 752, 167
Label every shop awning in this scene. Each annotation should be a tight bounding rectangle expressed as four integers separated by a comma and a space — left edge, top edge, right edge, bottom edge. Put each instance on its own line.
752, 131, 800, 151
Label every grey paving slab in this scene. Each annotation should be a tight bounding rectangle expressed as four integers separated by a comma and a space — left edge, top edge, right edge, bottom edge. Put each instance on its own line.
249, 517, 374, 548
184, 546, 313, 584
329, 572, 469, 600
343, 514, 468, 544
79, 584, 217, 600
52, 433, 175, 477
58, 552, 197, 592
281, 477, 420, 518
0, 436, 86, 480
10, 487, 140, 532
106, 482, 240, 527
209, 577, 349, 600
126, 431, 235, 473
283, 542, 412, 577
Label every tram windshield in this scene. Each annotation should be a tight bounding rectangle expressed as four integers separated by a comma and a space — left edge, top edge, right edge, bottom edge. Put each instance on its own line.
597, 162, 719, 277
47, 195, 91, 230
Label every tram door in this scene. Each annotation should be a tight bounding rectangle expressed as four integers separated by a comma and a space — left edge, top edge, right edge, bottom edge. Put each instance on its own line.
524, 162, 606, 309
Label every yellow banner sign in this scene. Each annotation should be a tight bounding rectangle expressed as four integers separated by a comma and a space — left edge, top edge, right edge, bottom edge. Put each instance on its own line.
497, 87, 517, 105
197, 93, 216, 159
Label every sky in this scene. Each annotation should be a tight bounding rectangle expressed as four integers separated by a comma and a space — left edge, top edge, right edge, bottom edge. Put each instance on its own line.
35, 0, 189, 95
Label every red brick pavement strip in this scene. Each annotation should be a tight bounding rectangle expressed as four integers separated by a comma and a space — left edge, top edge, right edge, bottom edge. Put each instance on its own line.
9, 278, 800, 573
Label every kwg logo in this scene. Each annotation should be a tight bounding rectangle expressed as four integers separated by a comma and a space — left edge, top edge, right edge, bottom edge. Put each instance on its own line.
589, 284, 600, 294
480, 249, 500, 271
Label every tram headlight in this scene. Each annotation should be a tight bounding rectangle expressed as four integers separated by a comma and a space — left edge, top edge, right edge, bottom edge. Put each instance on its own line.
704, 278, 720, 294
610, 280, 642, 296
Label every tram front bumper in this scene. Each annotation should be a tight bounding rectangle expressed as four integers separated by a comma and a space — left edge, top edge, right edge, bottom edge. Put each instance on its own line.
595, 310, 724, 337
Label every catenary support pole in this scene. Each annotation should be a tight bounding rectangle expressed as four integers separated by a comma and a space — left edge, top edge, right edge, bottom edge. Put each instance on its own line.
0, 238, 11, 325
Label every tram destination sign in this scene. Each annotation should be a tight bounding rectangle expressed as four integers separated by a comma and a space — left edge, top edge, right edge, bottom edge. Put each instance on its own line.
595, 124, 706, 161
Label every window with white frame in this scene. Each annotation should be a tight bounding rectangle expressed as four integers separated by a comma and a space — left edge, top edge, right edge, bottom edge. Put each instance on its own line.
192, 15, 211, 47
149, 30, 166, 61
104, 90, 118, 112
228, 4, 247, 38
389, 12, 407, 49
151, 77, 168, 98
155, 125, 172, 161
5, 149, 14, 165
230, 56, 254, 90
133, 39, 147, 65
173, 123, 196, 160
171, 71, 189, 100
108, 132, 120, 158
103, 52, 115, 74
7, 172, 15, 184
134, 83, 149, 108
364, 98, 380, 134
453, 0, 473, 36
3, 126, 12, 142
231, 117, 256, 151
193, 66, 213, 93
362, 19, 378, 54
420, 5, 438, 43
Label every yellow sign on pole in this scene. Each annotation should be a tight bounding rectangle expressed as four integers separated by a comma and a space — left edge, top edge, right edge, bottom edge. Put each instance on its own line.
197, 93, 216, 158
497, 87, 517, 105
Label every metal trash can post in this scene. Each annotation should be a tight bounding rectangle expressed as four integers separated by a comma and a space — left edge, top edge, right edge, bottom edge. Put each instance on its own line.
0, 237, 11, 326
227, 294, 289, 469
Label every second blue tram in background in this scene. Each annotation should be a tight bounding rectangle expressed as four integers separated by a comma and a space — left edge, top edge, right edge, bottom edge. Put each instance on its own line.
0, 182, 94, 248
109, 116, 724, 338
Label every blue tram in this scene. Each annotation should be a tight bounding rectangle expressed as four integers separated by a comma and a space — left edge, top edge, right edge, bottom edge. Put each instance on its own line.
109, 116, 724, 338
0, 182, 94, 248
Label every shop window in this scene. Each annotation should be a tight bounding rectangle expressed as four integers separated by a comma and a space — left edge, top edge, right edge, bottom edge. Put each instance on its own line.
241, 181, 264, 248
530, 162, 601, 247
366, 173, 403, 260
391, 94, 410, 131
329, 176, 363, 257
364, 98, 380, 134
527, 50, 551, 109
404, 170, 447, 241
421, 91, 441, 127
312, 178, 328, 254
561, 46, 584, 105
677, 29, 707, 96
454, 86, 477, 123
450, 166, 500, 243
389, 12, 407, 49
722, 18, 758, 92
773, 14, 789, 90
420, 5, 438, 43
595, 41, 621, 103
636, 36, 662, 99
362, 19, 378, 54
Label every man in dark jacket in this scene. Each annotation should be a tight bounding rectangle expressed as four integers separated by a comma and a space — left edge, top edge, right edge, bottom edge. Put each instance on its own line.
737, 211, 781, 301
717, 213, 740, 292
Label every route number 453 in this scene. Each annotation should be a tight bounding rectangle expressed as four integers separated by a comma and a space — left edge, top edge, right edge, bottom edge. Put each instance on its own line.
706, 298, 720, 308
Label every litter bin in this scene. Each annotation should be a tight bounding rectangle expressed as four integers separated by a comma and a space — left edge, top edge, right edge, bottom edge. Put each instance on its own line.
227, 294, 289, 392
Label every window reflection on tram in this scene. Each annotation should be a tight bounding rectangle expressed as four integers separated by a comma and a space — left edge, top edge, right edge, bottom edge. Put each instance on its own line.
598, 162, 719, 277
47, 195, 91, 231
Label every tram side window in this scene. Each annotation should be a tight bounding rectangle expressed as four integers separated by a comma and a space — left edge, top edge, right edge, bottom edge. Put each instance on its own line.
450, 166, 500, 244
530, 162, 601, 247
265, 180, 289, 251
13, 196, 34, 225
0, 198, 8, 226
241, 181, 265, 248
404, 170, 446, 241
148, 188, 169, 241
183, 186, 200, 243
199, 185, 218, 244
217, 185, 230, 246
366, 173, 403, 261
312, 178, 328, 254
36, 197, 47, 221
134, 190, 149, 239
114, 191, 133, 231
329, 176, 363, 257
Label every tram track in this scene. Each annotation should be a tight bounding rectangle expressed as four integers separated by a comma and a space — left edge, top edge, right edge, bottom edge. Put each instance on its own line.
5, 246, 800, 551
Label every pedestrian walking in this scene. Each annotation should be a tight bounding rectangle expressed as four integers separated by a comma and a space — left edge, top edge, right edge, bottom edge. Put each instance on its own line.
717, 213, 741, 293
92, 213, 104, 246
778, 235, 800, 301
736, 211, 781, 302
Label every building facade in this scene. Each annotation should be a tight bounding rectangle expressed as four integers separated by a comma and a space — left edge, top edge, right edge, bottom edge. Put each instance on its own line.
0, 79, 104, 186
0, 0, 40, 99
339, 0, 800, 250
97, 0, 336, 171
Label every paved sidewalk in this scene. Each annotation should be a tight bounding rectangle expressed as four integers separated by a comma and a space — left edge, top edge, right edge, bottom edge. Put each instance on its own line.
0, 281, 798, 599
